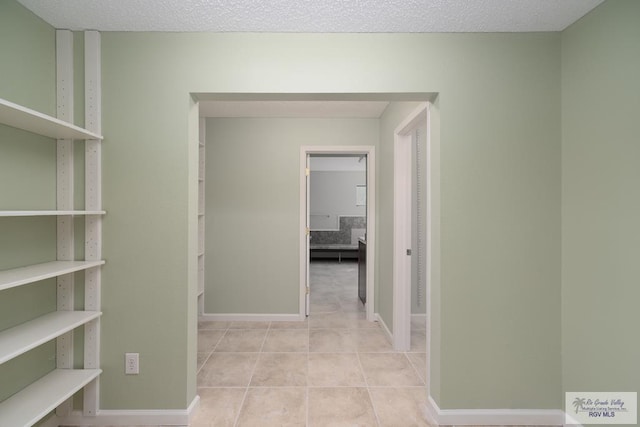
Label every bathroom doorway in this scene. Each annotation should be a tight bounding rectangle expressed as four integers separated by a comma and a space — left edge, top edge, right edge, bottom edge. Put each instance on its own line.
300, 146, 376, 321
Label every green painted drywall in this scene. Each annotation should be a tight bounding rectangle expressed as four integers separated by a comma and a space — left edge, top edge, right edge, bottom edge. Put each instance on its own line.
0, 0, 60, 407
561, 1, 640, 422
0, 1, 55, 113
204, 118, 378, 314
94, 30, 562, 411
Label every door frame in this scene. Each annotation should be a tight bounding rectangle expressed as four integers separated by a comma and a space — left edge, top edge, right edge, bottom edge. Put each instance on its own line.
393, 103, 430, 351
299, 145, 376, 321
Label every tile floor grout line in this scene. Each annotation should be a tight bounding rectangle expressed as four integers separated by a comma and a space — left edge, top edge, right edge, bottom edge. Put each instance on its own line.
196, 327, 227, 375
355, 349, 383, 427
232, 329, 267, 427
404, 350, 427, 385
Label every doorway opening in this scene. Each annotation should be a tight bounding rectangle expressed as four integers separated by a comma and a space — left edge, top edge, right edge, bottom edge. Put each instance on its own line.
300, 146, 376, 321
193, 96, 438, 402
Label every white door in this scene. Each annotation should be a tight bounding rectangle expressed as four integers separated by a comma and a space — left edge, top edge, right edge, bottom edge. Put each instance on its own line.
393, 103, 429, 351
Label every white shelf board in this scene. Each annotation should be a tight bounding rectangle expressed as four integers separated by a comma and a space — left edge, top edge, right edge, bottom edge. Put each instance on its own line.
0, 98, 103, 141
0, 368, 101, 427
0, 210, 106, 217
0, 311, 102, 364
0, 260, 105, 292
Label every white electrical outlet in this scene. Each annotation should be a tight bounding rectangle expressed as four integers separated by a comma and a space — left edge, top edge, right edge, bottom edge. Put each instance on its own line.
125, 352, 139, 375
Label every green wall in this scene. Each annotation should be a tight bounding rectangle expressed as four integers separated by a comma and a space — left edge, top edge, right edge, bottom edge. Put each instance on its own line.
561, 0, 640, 421
0, 1, 54, 113
1, 0, 571, 413
205, 117, 378, 315
0, 0, 58, 405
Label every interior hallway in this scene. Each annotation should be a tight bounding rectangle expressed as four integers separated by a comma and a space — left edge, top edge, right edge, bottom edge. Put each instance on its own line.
193, 260, 429, 426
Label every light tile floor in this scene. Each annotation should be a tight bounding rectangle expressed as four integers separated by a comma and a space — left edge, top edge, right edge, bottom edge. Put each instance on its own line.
192, 260, 430, 427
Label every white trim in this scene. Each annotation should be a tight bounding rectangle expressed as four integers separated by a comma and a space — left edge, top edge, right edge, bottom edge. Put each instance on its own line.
300, 145, 376, 322
564, 412, 585, 426
59, 395, 200, 426
375, 313, 393, 344
199, 313, 304, 322
83, 29, 102, 417
55, 28, 75, 418
425, 395, 565, 426
393, 103, 429, 352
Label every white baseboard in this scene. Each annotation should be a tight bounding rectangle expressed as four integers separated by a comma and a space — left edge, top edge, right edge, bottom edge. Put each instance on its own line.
425, 395, 565, 426
564, 412, 584, 426
411, 313, 427, 326
375, 313, 393, 344
199, 313, 304, 322
59, 395, 199, 426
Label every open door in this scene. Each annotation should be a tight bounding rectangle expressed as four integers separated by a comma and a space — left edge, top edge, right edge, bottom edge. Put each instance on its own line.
300, 146, 376, 321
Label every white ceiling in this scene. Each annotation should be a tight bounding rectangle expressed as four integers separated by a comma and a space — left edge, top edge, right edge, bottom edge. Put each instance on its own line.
17, 0, 605, 33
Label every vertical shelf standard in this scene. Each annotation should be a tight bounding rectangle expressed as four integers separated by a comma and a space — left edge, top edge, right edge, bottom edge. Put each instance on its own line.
197, 117, 206, 315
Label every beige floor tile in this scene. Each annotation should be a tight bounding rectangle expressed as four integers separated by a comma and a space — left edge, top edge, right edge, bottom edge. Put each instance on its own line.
308, 387, 377, 426
236, 387, 306, 427
369, 387, 429, 427
262, 329, 309, 352
214, 329, 267, 352
228, 320, 271, 329
309, 312, 367, 329
359, 353, 424, 386
190, 388, 245, 427
197, 352, 258, 387
355, 329, 393, 352
310, 300, 342, 313
197, 352, 210, 372
411, 329, 427, 352
270, 319, 309, 329
309, 329, 358, 352
340, 299, 367, 313
308, 353, 365, 386
198, 320, 230, 330
250, 353, 308, 386
197, 330, 225, 352
309, 312, 350, 329
406, 352, 427, 383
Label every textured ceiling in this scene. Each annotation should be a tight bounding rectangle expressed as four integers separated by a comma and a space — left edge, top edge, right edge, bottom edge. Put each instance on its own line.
17, 0, 605, 32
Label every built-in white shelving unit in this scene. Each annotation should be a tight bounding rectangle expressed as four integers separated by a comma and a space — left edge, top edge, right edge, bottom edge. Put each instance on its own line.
0, 98, 102, 140
0, 210, 105, 217
197, 118, 206, 314
0, 30, 104, 427
0, 311, 102, 364
0, 369, 101, 427
0, 260, 105, 292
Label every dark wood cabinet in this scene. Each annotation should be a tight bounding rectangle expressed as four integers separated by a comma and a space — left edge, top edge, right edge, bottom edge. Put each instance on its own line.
358, 239, 366, 304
